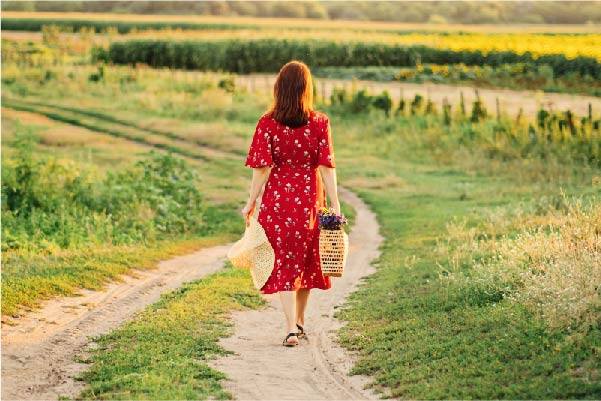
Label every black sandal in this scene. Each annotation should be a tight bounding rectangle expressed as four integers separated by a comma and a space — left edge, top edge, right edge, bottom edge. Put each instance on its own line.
296, 323, 306, 339
282, 332, 299, 347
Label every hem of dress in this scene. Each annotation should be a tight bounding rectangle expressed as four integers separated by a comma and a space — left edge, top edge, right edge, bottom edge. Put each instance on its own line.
260, 283, 332, 295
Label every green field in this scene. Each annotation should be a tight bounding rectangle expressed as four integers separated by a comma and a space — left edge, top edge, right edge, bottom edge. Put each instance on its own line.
1, 13, 600, 400
2, 11, 601, 96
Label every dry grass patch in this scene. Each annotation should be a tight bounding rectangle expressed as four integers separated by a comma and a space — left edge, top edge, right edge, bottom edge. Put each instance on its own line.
179, 123, 247, 151
2, 107, 54, 125
345, 173, 406, 189
143, 134, 175, 148
440, 196, 601, 332
5, 11, 601, 33
139, 117, 184, 132
37, 126, 111, 147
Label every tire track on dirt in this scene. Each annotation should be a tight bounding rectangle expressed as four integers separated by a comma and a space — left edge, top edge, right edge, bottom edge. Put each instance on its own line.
2, 98, 383, 400
1, 245, 232, 400
2, 97, 238, 163
236, 73, 601, 118
207, 186, 383, 400
1, 186, 382, 401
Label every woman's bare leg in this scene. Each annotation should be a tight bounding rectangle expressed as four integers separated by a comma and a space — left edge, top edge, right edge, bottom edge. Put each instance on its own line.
279, 291, 299, 344
295, 288, 311, 328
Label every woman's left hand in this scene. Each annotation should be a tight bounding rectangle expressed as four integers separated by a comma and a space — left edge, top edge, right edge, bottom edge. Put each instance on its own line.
241, 200, 256, 227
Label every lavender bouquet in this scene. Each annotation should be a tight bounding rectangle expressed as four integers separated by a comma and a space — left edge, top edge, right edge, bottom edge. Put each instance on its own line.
317, 207, 348, 230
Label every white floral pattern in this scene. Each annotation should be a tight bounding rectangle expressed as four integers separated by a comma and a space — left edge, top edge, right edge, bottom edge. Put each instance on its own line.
245, 111, 336, 294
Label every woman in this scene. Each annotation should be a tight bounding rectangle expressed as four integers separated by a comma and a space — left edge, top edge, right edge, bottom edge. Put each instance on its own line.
241, 60, 340, 347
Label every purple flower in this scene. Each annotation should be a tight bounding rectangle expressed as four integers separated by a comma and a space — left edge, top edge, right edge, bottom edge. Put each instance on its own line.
317, 207, 348, 230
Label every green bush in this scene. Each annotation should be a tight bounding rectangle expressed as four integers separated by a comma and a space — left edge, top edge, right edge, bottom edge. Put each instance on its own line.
330, 87, 350, 105
470, 93, 488, 123
88, 65, 104, 82
103, 151, 204, 234
316, 63, 601, 96
410, 94, 424, 115
323, 87, 600, 166
104, 39, 601, 79
330, 88, 393, 116
1, 131, 204, 251
217, 76, 236, 93
350, 89, 373, 113
372, 90, 393, 116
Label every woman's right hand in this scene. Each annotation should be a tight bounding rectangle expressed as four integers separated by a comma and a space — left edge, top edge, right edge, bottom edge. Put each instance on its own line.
241, 200, 256, 227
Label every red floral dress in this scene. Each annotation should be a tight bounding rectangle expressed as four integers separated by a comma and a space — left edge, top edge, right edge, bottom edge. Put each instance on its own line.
245, 111, 335, 294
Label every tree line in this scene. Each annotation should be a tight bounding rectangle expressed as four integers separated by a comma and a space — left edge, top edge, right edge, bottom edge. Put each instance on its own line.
3, 1, 601, 25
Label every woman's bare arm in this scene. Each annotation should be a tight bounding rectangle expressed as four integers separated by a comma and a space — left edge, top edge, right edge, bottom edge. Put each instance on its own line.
241, 167, 270, 225
318, 166, 341, 215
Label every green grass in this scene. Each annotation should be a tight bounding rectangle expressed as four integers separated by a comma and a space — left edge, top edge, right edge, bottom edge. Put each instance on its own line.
0, 90, 252, 316
76, 265, 265, 400
313, 64, 601, 97
2, 238, 231, 319
2, 98, 223, 164
73, 203, 357, 401
335, 188, 600, 399
2, 61, 599, 399
0, 85, 355, 319
328, 111, 601, 399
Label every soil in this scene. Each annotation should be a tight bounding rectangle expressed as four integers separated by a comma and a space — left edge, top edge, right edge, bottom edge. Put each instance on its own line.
1, 244, 231, 400
207, 186, 384, 400
1, 186, 384, 401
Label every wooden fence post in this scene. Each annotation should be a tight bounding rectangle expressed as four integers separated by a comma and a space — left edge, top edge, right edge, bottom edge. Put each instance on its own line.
496, 97, 501, 121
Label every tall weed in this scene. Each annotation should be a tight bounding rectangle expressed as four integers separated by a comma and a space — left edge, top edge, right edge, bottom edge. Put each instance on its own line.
1, 130, 204, 253
439, 196, 601, 332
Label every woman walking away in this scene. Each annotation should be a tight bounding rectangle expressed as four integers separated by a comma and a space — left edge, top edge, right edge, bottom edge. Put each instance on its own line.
241, 60, 340, 347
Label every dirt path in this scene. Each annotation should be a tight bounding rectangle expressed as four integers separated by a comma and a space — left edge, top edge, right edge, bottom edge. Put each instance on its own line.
236, 74, 601, 119
1, 244, 231, 400
207, 186, 383, 400
1, 187, 382, 401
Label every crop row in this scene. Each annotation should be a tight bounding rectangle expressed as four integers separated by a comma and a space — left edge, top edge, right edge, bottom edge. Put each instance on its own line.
0, 17, 268, 34
101, 39, 601, 79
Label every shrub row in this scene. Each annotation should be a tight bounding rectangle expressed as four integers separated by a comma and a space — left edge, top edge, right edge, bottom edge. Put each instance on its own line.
0, 17, 264, 34
2, 132, 204, 251
325, 86, 600, 165
102, 39, 601, 79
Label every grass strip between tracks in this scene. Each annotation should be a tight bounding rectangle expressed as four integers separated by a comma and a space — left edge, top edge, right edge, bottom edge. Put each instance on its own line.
2, 97, 242, 164
75, 265, 264, 401
73, 203, 356, 400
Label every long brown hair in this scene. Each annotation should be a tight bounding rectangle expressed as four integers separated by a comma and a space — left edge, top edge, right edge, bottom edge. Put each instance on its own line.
268, 60, 314, 128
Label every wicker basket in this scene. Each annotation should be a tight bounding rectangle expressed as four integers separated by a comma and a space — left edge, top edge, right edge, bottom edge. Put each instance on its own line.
319, 228, 349, 277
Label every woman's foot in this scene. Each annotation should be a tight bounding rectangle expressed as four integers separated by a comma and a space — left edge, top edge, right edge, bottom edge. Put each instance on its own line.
296, 323, 306, 339
282, 333, 299, 347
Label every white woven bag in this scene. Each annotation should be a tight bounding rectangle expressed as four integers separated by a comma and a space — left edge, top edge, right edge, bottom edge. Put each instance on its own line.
227, 218, 275, 290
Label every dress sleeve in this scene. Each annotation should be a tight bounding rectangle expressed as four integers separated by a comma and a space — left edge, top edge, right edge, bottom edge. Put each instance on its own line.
317, 117, 336, 168
245, 117, 274, 168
